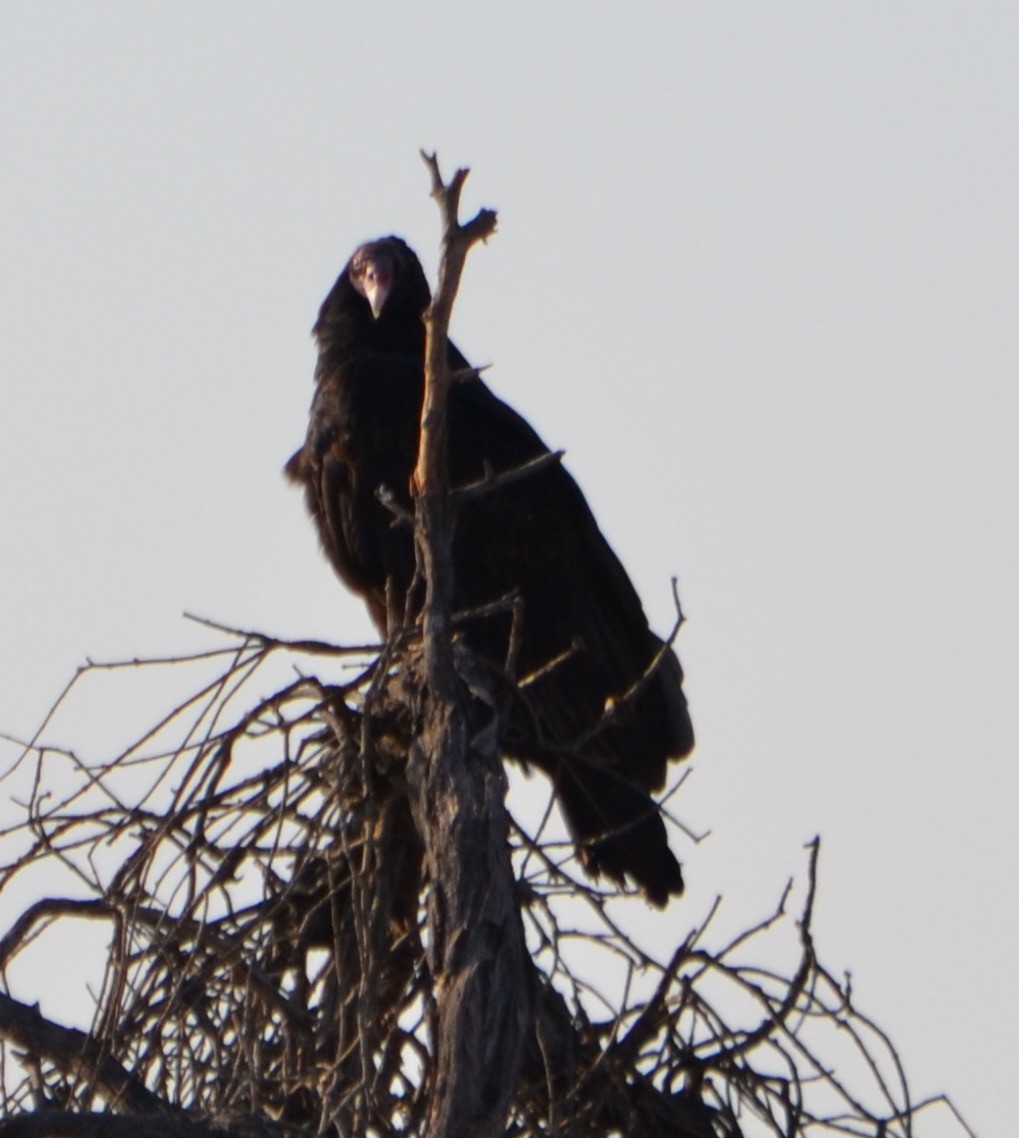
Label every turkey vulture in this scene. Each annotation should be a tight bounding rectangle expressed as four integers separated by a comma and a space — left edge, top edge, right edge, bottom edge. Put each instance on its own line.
286, 236, 694, 906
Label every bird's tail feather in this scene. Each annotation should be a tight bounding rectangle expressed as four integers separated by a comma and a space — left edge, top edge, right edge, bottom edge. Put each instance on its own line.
555, 760, 683, 908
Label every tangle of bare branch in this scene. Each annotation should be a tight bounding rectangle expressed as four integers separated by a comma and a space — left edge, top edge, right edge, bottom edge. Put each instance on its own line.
0, 625, 974, 1138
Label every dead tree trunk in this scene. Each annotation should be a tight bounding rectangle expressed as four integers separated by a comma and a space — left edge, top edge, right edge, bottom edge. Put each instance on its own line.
407, 154, 534, 1138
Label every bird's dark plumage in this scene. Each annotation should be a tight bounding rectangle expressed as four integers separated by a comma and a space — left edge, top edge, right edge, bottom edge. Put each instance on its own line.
286, 236, 694, 906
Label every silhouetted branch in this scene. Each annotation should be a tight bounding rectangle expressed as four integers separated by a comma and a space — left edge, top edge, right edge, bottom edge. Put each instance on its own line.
414, 151, 497, 506
450, 448, 566, 505
407, 153, 534, 1138
0, 992, 171, 1116
0, 1113, 231, 1138
0, 628, 974, 1137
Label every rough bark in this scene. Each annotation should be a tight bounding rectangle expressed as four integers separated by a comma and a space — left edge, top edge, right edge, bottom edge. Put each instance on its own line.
408, 153, 534, 1138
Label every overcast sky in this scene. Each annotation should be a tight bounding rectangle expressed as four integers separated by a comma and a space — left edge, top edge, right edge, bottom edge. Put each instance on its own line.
1, 4, 1015, 1134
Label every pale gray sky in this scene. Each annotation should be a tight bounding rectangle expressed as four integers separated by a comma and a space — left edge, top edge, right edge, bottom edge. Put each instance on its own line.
1, 4, 1015, 1133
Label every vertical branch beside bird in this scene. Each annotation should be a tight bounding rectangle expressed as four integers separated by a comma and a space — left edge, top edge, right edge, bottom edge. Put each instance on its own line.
401, 155, 532, 1138
414, 153, 498, 665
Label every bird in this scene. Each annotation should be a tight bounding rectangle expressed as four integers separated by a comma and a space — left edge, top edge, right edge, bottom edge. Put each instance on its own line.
286, 236, 694, 906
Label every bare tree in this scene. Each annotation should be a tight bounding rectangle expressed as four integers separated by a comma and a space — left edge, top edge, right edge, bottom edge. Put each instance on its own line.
0, 159, 975, 1138
404, 154, 531, 1138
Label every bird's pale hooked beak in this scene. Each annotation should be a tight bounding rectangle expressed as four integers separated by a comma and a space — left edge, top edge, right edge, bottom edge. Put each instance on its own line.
351, 249, 394, 318
362, 262, 392, 318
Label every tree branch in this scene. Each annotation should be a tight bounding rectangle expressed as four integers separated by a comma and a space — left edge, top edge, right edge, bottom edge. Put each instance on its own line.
406, 152, 533, 1138
0, 1114, 229, 1138
0, 992, 173, 1116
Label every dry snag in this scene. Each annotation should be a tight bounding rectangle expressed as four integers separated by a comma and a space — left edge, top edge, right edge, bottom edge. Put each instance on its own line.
0, 159, 975, 1138
404, 153, 532, 1138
